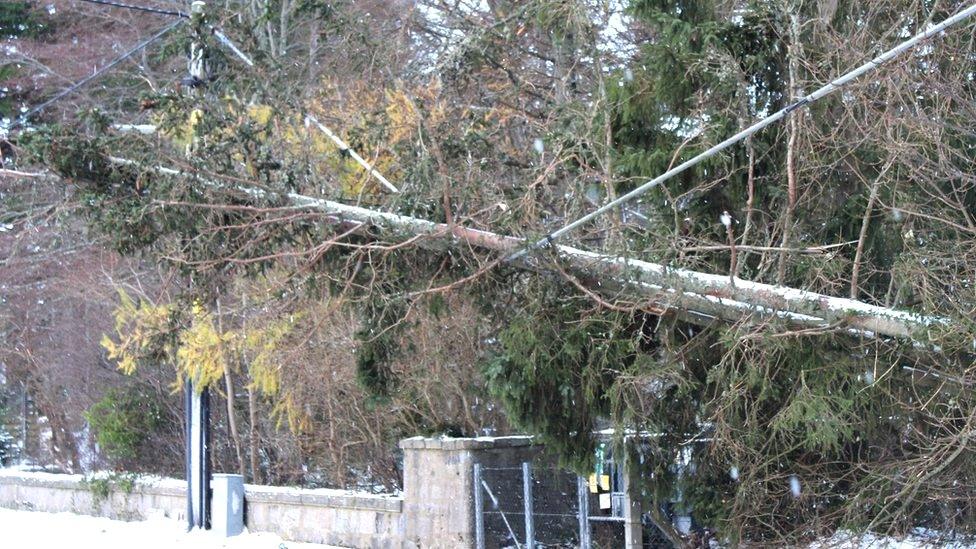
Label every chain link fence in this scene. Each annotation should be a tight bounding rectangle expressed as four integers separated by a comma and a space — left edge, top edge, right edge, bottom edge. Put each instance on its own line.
473, 460, 676, 549
474, 463, 580, 548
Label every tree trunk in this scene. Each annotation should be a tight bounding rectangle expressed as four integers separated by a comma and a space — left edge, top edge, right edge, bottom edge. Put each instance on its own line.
216, 299, 245, 477
223, 371, 245, 477
777, 10, 803, 284
247, 385, 261, 484
106, 156, 945, 340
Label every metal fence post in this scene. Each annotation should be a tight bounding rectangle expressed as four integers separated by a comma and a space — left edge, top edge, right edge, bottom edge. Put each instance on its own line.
474, 463, 485, 549
577, 476, 591, 549
522, 462, 534, 549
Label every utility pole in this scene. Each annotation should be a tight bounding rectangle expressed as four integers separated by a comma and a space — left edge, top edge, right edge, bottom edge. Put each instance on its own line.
185, 0, 211, 532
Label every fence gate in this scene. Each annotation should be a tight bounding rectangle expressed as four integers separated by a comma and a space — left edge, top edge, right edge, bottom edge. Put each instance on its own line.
473, 462, 581, 548
474, 460, 674, 548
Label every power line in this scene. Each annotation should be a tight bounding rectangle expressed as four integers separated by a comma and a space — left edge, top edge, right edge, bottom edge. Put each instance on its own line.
305, 115, 399, 193
212, 28, 254, 66
509, 2, 976, 261
78, 0, 255, 66
76, 0, 188, 18
3, 19, 184, 132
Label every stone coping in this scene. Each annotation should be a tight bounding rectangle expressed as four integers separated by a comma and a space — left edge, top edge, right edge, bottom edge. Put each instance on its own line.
398, 435, 536, 451
0, 470, 402, 513
244, 483, 402, 513
0, 470, 185, 497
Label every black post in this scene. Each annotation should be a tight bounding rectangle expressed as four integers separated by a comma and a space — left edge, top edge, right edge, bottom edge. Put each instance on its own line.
184, 379, 192, 529
199, 387, 211, 529
186, 382, 211, 530
185, 1, 212, 531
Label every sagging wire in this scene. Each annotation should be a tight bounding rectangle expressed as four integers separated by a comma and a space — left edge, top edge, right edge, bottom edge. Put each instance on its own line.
508, 2, 976, 261
76, 0, 188, 18
304, 115, 400, 194
1, 19, 185, 133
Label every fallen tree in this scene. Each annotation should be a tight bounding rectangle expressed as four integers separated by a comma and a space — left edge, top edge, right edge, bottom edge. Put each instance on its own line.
107, 156, 943, 342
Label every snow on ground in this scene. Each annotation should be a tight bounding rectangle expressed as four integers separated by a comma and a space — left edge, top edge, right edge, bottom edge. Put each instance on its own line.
810, 530, 976, 548
0, 508, 344, 549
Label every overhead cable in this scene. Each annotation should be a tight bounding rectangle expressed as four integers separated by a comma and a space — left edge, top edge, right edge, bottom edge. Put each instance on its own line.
3, 19, 184, 132
212, 28, 254, 66
79, 0, 255, 66
509, 2, 976, 261
77, 0, 188, 18
305, 115, 400, 193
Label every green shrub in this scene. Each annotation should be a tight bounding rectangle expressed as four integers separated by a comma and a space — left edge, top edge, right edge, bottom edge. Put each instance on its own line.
85, 387, 161, 463
81, 472, 138, 505
0, 418, 12, 466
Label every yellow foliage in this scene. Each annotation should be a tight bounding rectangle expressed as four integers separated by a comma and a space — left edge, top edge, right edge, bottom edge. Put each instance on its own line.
155, 77, 461, 203
101, 289, 173, 376
304, 78, 446, 198
158, 108, 204, 153
245, 104, 273, 126
272, 393, 310, 434
384, 89, 420, 145
240, 313, 312, 433
157, 79, 457, 200
175, 303, 235, 391
102, 285, 313, 432
383, 83, 449, 146
240, 315, 298, 396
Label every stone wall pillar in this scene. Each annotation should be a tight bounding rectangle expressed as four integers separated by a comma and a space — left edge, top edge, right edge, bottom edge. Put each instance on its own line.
399, 436, 540, 548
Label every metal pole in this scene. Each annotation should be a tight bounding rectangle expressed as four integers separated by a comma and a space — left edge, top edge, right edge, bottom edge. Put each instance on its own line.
577, 476, 591, 549
184, 379, 193, 530
522, 462, 534, 549
622, 449, 643, 549
474, 463, 485, 549
200, 387, 211, 529
21, 382, 27, 463
185, 1, 211, 532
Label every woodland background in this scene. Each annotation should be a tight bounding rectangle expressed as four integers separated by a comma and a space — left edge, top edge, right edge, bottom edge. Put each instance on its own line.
2, 0, 976, 544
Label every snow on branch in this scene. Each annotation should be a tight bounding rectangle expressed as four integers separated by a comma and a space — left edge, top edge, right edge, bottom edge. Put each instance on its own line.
107, 157, 945, 342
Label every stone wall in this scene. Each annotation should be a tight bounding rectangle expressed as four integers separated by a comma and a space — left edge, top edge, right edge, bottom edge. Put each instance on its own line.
0, 436, 551, 548
0, 469, 186, 521
244, 483, 403, 548
400, 435, 543, 547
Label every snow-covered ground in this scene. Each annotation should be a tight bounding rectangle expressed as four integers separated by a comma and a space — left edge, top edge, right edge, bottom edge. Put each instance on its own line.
0, 508, 344, 549
2, 506, 973, 549
811, 530, 975, 548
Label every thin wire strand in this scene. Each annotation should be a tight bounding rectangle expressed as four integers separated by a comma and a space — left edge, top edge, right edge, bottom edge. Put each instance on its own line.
3, 19, 185, 132
71, 0, 255, 66
76, 0, 188, 18
509, 2, 976, 261
305, 115, 400, 193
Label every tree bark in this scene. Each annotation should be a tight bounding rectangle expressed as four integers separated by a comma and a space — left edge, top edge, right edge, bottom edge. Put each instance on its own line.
216, 299, 245, 477
247, 385, 261, 484
777, 10, 803, 284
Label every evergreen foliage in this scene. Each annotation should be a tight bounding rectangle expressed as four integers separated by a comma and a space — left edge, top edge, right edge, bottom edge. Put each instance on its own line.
85, 387, 162, 463
0, 402, 14, 466
0, 2, 48, 39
